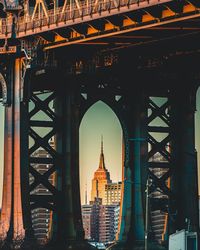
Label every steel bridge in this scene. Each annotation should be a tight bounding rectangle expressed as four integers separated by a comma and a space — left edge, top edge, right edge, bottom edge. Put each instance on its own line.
0, 0, 200, 249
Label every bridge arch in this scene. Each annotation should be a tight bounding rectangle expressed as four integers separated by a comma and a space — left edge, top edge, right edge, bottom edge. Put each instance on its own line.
21, 67, 145, 247
79, 97, 132, 243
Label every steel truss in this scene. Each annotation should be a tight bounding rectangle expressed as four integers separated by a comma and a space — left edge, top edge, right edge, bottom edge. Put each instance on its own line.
23, 74, 86, 246
29, 91, 60, 212
1, 0, 200, 52
27, 88, 68, 244
78, 82, 137, 245
0, 57, 199, 249
147, 95, 172, 242
24, 73, 133, 247
21, 68, 200, 247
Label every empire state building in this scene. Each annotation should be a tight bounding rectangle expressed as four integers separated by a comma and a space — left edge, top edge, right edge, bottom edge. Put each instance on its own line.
91, 137, 111, 203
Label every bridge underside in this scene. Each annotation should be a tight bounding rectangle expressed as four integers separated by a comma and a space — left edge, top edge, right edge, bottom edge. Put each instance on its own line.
0, 1, 200, 250
22, 51, 200, 250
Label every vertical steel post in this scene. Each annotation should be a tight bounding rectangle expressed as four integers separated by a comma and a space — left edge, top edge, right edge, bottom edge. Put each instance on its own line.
145, 177, 149, 250
126, 89, 148, 248
50, 90, 63, 242
20, 68, 34, 244
62, 88, 84, 243
0, 64, 14, 239
53, 85, 84, 247
109, 103, 133, 247
0, 58, 25, 246
60, 90, 77, 241
71, 88, 84, 242
170, 85, 199, 234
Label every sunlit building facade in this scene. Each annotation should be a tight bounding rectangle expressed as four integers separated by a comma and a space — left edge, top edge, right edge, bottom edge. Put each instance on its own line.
104, 182, 122, 205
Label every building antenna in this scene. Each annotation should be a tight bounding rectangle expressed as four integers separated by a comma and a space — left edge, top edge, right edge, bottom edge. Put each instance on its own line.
101, 134, 103, 154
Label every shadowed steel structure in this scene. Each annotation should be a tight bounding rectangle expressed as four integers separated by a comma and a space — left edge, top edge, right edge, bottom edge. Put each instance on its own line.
0, 0, 200, 249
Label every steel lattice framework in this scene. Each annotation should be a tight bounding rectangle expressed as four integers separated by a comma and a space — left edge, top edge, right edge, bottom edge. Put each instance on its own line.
0, 0, 200, 249
0, 0, 200, 52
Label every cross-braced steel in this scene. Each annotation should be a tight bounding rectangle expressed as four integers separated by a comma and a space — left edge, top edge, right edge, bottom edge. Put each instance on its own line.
29, 92, 60, 212
0, 0, 200, 247
147, 96, 172, 243
22, 71, 90, 248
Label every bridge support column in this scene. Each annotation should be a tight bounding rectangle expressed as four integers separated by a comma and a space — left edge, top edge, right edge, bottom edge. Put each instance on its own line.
0, 76, 13, 241
0, 58, 25, 248
128, 90, 148, 249
116, 137, 132, 246
50, 85, 94, 250
110, 90, 148, 250
170, 86, 199, 235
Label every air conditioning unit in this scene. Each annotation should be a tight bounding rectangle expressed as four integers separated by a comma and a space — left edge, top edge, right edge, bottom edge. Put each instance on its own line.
169, 229, 198, 250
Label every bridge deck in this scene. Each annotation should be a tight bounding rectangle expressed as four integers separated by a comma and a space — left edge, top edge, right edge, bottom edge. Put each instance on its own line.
0, 0, 200, 52
0, 0, 191, 39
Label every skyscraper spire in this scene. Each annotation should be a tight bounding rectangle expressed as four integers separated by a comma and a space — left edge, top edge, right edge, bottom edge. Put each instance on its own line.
101, 135, 103, 154
99, 135, 106, 170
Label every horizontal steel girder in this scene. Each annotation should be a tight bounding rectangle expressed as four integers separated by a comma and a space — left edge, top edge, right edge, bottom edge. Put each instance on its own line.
0, 0, 200, 51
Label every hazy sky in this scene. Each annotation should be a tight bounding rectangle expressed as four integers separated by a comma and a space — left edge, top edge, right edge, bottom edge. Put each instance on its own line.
0, 90, 200, 206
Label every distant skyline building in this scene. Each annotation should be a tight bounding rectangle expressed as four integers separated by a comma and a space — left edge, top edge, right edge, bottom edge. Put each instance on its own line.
104, 182, 122, 205
30, 139, 54, 243
82, 198, 120, 244
81, 204, 98, 241
82, 138, 121, 243
82, 197, 101, 241
150, 152, 169, 243
98, 204, 120, 243
91, 137, 112, 204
